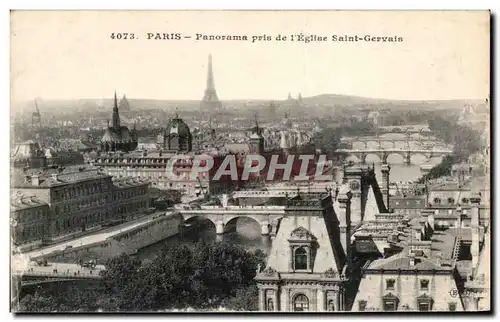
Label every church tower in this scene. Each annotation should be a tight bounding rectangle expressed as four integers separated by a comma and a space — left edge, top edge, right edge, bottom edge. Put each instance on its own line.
112, 91, 121, 130
249, 114, 265, 154
32, 99, 41, 128
201, 54, 222, 112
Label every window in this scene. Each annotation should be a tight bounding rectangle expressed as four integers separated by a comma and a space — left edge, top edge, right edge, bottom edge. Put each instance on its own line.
383, 300, 397, 311
448, 197, 455, 204
418, 302, 430, 311
448, 302, 457, 312
417, 295, 432, 311
420, 280, 429, 291
462, 198, 469, 204
358, 300, 367, 311
293, 294, 309, 312
294, 247, 308, 270
386, 279, 395, 290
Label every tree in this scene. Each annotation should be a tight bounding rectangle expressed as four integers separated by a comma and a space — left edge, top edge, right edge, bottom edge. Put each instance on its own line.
18, 242, 266, 312
222, 285, 259, 311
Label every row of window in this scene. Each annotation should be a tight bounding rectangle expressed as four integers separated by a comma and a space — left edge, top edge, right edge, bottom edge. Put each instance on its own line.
385, 279, 429, 291
52, 182, 110, 202
433, 197, 471, 205
265, 294, 336, 312
14, 208, 47, 223
53, 190, 147, 215
54, 196, 111, 215
117, 201, 148, 215
113, 188, 147, 200
14, 223, 46, 242
358, 300, 457, 311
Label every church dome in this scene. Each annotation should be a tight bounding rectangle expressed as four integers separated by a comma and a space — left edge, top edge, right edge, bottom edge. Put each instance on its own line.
165, 117, 192, 138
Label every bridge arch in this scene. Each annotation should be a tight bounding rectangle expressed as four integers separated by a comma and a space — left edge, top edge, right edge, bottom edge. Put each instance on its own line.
351, 141, 366, 149
345, 154, 360, 163
183, 215, 218, 234
410, 153, 430, 164
365, 140, 380, 149
223, 215, 268, 236
364, 153, 383, 163
385, 152, 406, 164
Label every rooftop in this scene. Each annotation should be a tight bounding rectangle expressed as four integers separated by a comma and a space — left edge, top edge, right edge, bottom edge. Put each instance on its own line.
367, 252, 446, 271
10, 194, 48, 211
112, 177, 149, 188
12, 165, 111, 188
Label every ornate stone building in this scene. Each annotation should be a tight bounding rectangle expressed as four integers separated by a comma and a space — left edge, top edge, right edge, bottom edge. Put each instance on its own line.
352, 192, 489, 312
11, 164, 149, 244
255, 192, 351, 312
157, 112, 193, 152
100, 92, 138, 152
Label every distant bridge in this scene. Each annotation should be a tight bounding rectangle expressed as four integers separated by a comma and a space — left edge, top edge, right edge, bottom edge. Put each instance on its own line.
340, 136, 446, 149
337, 148, 453, 165
11, 260, 104, 289
177, 204, 286, 236
377, 124, 434, 134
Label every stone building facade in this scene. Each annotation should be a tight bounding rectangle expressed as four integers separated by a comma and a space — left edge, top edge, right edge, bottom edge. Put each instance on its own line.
11, 165, 150, 244
255, 192, 350, 312
10, 194, 50, 246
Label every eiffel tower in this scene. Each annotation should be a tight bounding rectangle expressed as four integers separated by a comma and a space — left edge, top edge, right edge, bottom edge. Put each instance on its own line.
200, 54, 222, 121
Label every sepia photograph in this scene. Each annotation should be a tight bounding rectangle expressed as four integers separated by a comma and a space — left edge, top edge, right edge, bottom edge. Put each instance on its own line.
9, 10, 490, 313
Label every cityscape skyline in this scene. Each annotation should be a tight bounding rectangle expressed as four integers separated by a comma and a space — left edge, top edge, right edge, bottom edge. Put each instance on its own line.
11, 11, 489, 102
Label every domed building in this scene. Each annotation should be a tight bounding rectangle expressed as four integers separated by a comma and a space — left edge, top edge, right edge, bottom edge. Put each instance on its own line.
100, 92, 138, 153
158, 112, 193, 152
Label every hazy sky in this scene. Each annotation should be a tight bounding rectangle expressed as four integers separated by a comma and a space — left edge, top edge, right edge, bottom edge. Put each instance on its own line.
11, 11, 489, 102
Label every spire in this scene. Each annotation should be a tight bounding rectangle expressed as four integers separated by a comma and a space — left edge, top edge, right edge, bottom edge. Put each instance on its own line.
254, 112, 260, 135
112, 91, 121, 130
34, 99, 40, 114
206, 54, 215, 91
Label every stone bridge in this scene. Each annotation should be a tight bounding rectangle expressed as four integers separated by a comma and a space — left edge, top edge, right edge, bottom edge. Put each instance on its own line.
337, 148, 453, 165
177, 205, 287, 236
378, 124, 433, 134
341, 136, 443, 149
12, 259, 104, 286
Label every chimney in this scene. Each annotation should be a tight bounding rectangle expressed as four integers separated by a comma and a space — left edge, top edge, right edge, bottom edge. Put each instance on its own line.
456, 207, 462, 228
51, 173, 58, 181
414, 228, 421, 241
31, 175, 40, 186
409, 253, 416, 267
381, 163, 391, 211
470, 193, 481, 270
337, 190, 353, 269
428, 211, 435, 230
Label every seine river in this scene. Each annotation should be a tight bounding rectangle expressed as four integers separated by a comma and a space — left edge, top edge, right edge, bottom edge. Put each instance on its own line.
137, 133, 447, 259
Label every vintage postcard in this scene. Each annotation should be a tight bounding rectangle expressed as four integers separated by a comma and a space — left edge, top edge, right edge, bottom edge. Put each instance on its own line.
10, 10, 490, 313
